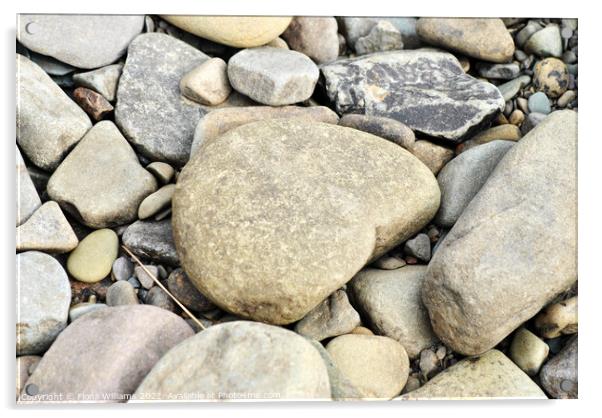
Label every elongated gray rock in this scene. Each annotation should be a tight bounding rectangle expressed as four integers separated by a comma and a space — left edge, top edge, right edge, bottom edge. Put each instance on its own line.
16, 146, 41, 226
173, 119, 440, 324
17, 15, 144, 68
17, 252, 71, 355
115, 33, 209, 166
435, 140, 514, 227
321, 50, 505, 142
47, 121, 157, 228
133, 321, 331, 400
122, 219, 179, 266
540, 336, 578, 399
399, 350, 546, 399
21, 306, 193, 403
16, 201, 78, 253
422, 111, 577, 355
17, 55, 91, 171
349, 267, 438, 358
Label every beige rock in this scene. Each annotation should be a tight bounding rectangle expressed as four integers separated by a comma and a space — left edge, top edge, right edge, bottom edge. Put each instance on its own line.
17, 201, 78, 253
416, 18, 515, 63
146, 161, 175, 185
349, 266, 438, 358
16, 356, 41, 399
326, 334, 409, 399
422, 111, 577, 355
138, 184, 175, 220
399, 350, 546, 399
161, 16, 292, 48
134, 321, 331, 400
264, 37, 289, 49
534, 57, 569, 98
509, 109, 525, 126
509, 328, 549, 375
180, 58, 232, 106
281, 17, 339, 64
191, 105, 339, 156
16, 146, 41, 227
351, 326, 374, 336
470, 124, 522, 143
534, 296, 578, 338
409, 140, 454, 175
67, 229, 119, 283
47, 121, 157, 228
174, 120, 440, 324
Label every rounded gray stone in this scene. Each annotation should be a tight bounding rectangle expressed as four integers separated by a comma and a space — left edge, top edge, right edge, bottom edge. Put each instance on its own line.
106, 281, 139, 306
227, 47, 319, 106
528, 92, 552, 114
540, 336, 577, 399
524, 25, 563, 58
17, 251, 71, 355
134, 321, 331, 400
17, 14, 144, 69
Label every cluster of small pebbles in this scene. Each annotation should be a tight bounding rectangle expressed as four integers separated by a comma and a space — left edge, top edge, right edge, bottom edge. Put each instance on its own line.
16, 14, 577, 402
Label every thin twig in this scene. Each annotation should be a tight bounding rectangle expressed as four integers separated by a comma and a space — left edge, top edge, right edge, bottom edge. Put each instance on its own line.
121, 245, 206, 330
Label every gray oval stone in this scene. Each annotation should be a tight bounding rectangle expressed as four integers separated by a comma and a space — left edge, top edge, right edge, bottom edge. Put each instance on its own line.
133, 321, 331, 400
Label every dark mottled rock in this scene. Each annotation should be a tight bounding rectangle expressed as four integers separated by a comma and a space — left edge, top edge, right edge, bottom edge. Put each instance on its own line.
540, 336, 577, 399
321, 50, 504, 142
122, 219, 179, 265
21, 305, 193, 403
115, 33, 209, 166
167, 268, 216, 312
475, 62, 520, 80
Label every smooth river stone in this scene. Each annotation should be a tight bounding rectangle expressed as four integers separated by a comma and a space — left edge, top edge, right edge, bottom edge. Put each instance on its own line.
349, 266, 438, 359
67, 229, 119, 283
17, 251, 71, 355
422, 110, 577, 355
16, 55, 91, 171
47, 121, 157, 228
161, 16, 292, 48
133, 321, 331, 400
173, 119, 440, 324
399, 350, 546, 399
416, 18, 515, 63
17, 14, 144, 69
122, 219, 179, 266
22, 305, 193, 403
16, 201, 79, 253
320, 50, 505, 142
16, 146, 41, 226
115, 33, 209, 166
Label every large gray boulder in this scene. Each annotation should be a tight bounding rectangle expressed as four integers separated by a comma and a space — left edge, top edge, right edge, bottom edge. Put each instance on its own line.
17, 251, 71, 355
173, 119, 440, 325
349, 266, 438, 359
17, 14, 144, 68
133, 321, 331, 400
47, 121, 157, 229
422, 111, 577, 355
320, 50, 505, 142
21, 306, 193, 402
115, 33, 209, 166
16, 55, 91, 171
435, 140, 514, 227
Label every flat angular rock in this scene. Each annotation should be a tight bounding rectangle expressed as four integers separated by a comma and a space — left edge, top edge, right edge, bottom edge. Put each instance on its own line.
16, 146, 41, 226
338, 114, 415, 149
416, 18, 515, 63
403, 234, 431, 262
17, 14, 143, 69
191, 105, 338, 155
22, 306, 193, 403
399, 350, 546, 399
326, 334, 409, 399
354, 20, 402, 55
134, 321, 331, 400
540, 336, 578, 399
349, 267, 438, 358
47, 121, 157, 228
228, 47, 319, 106
17, 55, 91, 171
122, 219, 179, 266
16, 201, 78, 253
161, 16, 292, 48
115, 33, 209, 166
435, 140, 514, 227
17, 251, 71, 355
422, 111, 577, 355
73, 87, 114, 121
321, 50, 505, 142
294, 290, 361, 341
173, 120, 440, 324
281, 17, 339, 64
339, 17, 421, 50
73, 63, 123, 101
179, 57, 231, 106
